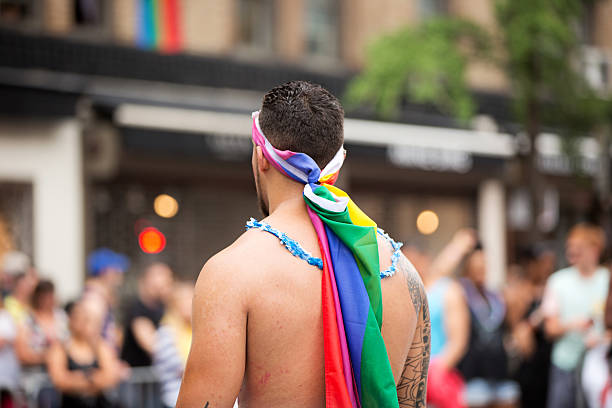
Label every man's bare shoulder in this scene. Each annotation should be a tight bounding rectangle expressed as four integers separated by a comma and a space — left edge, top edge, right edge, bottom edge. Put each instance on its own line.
194, 227, 295, 301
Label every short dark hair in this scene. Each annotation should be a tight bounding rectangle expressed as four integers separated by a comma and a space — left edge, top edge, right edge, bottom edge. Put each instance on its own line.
259, 81, 344, 169
31, 279, 54, 310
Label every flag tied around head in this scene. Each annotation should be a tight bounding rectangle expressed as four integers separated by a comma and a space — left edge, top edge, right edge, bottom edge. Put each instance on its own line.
252, 111, 399, 407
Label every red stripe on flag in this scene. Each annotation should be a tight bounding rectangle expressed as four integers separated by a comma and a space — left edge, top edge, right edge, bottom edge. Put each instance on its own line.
320, 248, 353, 407
161, 0, 181, 53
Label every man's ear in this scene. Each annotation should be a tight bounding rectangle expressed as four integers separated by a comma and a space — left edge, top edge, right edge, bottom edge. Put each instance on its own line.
256, 146, 270, 172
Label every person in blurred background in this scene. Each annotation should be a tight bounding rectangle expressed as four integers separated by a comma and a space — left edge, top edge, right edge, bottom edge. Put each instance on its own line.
408, 230, 474, 408
3, 252, 37, 326
4, 272, 37, 328
120, 262, 173, 368
83, 249, 129, 349
575, 247, 612, 408
16, 279, 68, 408
15, 280, 68, 366
1, 251, 32, 299
504, 245, 555, 408
580, 263, 612, 408
153, 280, 194, 408
0, 295, 21, 407
543, 223, 609, 408
47, 300, 121, 408
458, 244, 520, 408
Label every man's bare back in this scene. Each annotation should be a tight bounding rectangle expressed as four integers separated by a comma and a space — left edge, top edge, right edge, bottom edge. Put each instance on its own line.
177, 203, 430, 408
177, 81, 430, 407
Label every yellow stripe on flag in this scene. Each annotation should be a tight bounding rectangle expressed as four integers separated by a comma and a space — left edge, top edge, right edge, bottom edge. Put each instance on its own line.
325, 185, 377, 228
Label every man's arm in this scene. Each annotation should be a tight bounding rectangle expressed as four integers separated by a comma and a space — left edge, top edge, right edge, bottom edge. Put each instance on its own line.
15, 323, 46, 365
429, 229, 477, 280
396, 255, 431, 408
176, 253, 248, 408
46, 342, 93, 394
131, 317, 156, 355
438, 281, 469, 370
90, 341, 122, 391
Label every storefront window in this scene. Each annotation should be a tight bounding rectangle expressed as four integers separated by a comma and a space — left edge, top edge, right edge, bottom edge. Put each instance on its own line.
93, 182, 258, 281
305, 0, 339, 58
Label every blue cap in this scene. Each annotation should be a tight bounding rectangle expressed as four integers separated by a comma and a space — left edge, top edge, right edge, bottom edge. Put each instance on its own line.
87, 248, 130, 276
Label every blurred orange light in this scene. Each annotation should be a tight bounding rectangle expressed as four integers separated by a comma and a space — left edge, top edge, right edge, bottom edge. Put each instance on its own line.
138, 227, 166, 254
154, 194, 179, 218
416, 210, 439, 235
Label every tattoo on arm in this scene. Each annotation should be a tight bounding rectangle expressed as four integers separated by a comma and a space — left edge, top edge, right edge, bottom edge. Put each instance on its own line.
396, 255, 431, 408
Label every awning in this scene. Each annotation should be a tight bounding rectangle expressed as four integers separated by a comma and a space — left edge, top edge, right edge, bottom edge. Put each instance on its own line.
114, 103, 517, 158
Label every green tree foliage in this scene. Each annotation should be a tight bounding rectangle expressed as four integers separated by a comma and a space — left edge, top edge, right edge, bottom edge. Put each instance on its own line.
495, 0, 602, 136
495, 0, 608, 229
346, 0, 611, 235
345, 18, 490, 123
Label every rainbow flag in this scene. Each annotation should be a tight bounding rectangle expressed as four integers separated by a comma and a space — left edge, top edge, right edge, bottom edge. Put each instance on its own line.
138, 0, 181, 53
252, 112, 399, 407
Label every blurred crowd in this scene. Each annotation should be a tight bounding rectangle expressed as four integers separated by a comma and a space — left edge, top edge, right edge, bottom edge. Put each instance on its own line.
415, 223, 612, 408
1, 222, 611, 408
0, 249, 194, 408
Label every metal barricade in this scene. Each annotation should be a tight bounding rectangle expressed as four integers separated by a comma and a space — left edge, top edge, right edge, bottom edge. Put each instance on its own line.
14, 366, 163, 408
116, 366, 163, 408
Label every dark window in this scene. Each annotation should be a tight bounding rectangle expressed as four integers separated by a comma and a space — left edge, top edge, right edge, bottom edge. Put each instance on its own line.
305, 0, 339, 58
74, 0, 103, 26
419, 0, 447, 19
579, 1, 596, 45
69, 0, 111, 41
0, 183, 33, 259
0, 0, 34, 24
238, 0, 275, 51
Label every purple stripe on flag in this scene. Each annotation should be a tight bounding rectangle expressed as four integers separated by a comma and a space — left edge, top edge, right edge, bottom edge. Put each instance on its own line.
326, 225, 370, 400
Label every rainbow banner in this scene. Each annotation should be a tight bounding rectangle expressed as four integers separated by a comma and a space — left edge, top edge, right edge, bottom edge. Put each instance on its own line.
138, 0, 181, 53
252, 112, 399, 407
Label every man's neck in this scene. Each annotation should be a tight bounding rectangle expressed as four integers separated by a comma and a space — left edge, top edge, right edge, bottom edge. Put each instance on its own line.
576, 263, 598, 277
139, 289, 157, 307
269, 197, 309, 218
266, 176, 307, 217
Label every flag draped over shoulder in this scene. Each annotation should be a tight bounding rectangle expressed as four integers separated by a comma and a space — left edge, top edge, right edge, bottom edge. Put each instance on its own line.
251, 112, 399, 407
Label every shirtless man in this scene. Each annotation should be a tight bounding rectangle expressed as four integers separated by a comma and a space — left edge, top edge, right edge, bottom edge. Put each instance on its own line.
177, 81, 430, 408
